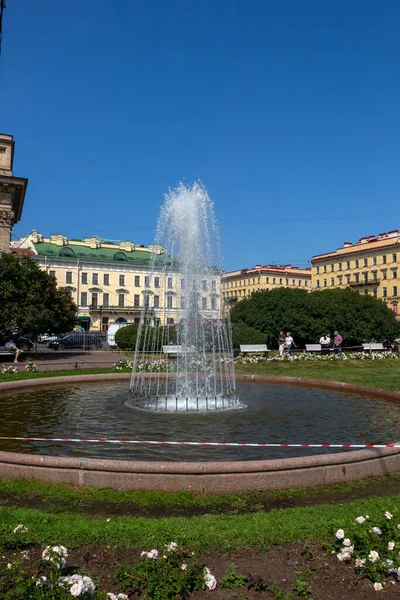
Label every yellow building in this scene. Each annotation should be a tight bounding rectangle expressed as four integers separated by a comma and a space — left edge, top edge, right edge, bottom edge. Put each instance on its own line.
221, 264, 311, 311
311, 230, 400, 317
14, 231, 222, 330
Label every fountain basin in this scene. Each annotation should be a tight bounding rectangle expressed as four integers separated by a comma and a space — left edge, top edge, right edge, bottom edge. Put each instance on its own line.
0, 373, 399, 493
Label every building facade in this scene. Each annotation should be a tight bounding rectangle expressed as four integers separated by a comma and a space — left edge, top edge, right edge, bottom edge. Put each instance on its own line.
221, 264, 312, 311
0, 133, 28, 253
311, 230, 400, 316
14, 232, 222, 330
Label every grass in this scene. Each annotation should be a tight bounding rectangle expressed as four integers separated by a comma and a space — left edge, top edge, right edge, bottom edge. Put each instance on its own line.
1, 493, 400, 550
235, 359, 400, 391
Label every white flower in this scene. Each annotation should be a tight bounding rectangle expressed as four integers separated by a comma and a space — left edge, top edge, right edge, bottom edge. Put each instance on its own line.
165, 541, 178, 551
343, 538, 351, 546
356, 516, 366, 524
371, 527, 382, 535
385, 559, 394, 567
335, 529, 345, 539
337, 551, 352, 561
70, 581, 84, 597
181, 563, 187, 570
140, 549, 159, 559
107, 595, 128, 600
42, 545, 68, 568
13, 524, 28, 533
203, 567, 217, 590
7, 563, 12, 569
59, 574, 95, 596
355, 558, 366, 568
369, 550, 380, 563
389, 567, 400, 580
388, 542, 395, 550
36, 575, 48, 587
373, 582, 383, 591
385, 511, 393, 520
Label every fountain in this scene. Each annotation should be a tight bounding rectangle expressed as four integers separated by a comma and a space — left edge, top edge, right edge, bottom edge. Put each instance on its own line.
127, 182, 243, 412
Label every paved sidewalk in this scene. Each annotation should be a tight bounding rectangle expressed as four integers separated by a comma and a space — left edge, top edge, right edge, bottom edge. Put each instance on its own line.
5, 351, 133, 372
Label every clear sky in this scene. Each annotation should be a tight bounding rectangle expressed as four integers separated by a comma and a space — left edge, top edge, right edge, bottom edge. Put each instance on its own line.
1, 0, 400, 272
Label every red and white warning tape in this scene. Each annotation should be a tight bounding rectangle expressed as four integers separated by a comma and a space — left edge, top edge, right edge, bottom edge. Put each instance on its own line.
0, 436, 398, 449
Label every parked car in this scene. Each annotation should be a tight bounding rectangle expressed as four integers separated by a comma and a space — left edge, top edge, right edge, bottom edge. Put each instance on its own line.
37, 333, 66, 342
0, 334, 34, 351
47, 333, 102, 351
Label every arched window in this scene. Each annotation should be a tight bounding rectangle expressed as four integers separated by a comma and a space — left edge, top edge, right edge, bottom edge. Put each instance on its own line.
114, 252, 126, 261
59, 247, 75, 257
115, 317, 127, 323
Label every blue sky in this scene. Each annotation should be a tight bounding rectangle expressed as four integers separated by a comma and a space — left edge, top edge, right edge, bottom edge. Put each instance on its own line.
1, 0, 400, 272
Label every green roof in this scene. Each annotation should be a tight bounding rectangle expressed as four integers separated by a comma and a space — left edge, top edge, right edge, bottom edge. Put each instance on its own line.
33, 242, 153, 265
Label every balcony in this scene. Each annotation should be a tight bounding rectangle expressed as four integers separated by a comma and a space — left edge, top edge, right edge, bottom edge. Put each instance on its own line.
349, 279, 380, 287
88, 304, 153, 314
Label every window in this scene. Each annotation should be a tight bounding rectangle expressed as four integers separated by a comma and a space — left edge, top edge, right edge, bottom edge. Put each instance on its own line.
393, 269, 397, 279
167, 318, 174, 325
382, 270, 387, 280
134, 294, 140, 307
298, 280, 301, 286
364, 289, 368, 295
180, 296, 185, 309
202, 297, 207, 309
382, 255, 387, 264
316, 280, 320, 288
119, 275, 125, 286
154, 295, 160, 308
292, 279, 296, 285
81, 272, 88, 284
364, 258, 368, 267
305, 281, 308, 287
393, 286, 398, 297
210, 296, 216, 310
167, 277, 173, 289
330, 264, 334, 272
118, 294, 125, 307
166, 295, 173, 309
103, 274, 109, 286
382, 287, 387, 298
202, 280, 207, 291
372, 257, 377, 266
273, 278, 276, 284
392, 254, 397, 262
316, 266, 320, 274
66, 271, 72, 284
92, 273, 98, 285
154, 277, 160, 288
338, 263, 342, 271
135, 275, 140, 287
331, 277, 334, 286
373, 288, 378, 297
145, 276, 150, 288
49, 270, 56, 278
355, 259, 359, 268
323, 279, 326, 287
323, 265, 327, 273
266, 277, 269, 283
181, 278, 185, 289
346, 261, 350, 270
80, 292, 88, 306
363, 272, 368, 283
372, 271, 378, 281
354, 273, 359, 283
103, 293, 109, 307
91, 293, 98, 308
114, 252, 126, 261
279, 278, 283, 284
144, 295, 150, 308
338, 276, 343, 285
211, 280, 216, 291
346, 275, 350, 284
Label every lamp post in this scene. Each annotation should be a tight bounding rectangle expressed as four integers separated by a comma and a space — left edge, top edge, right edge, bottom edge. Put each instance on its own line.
99, 305, 103, 331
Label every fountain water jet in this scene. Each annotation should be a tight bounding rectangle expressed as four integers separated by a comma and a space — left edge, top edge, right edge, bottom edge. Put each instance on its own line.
128, 182, 242, 412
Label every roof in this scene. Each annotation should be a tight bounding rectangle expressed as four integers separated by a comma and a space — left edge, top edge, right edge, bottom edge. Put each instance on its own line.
33, 242, 154, 265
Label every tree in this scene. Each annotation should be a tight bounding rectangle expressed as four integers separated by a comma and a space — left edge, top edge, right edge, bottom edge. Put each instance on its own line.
0, 252, 78, 336
230, 322, 266, 348
230, 287, 400, 348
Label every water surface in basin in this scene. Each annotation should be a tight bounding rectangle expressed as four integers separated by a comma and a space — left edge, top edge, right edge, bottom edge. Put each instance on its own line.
0, 382, 398, 461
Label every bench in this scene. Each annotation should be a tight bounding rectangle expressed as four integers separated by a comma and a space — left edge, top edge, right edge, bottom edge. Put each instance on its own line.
305, 344, 332, 354
162, 345, 196, 356
240, 344, 269, 356
0, 346, 16, 360
362, 343, 386, 351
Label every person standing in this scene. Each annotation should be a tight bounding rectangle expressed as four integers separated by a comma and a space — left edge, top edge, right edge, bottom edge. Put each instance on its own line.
319, 333, 331, 355
285, 332, 296, 357
278, 330, 286, 356
333, 330, 343, 359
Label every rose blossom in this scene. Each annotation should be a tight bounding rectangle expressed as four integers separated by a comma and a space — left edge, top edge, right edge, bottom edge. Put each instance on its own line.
369, 550, 380, 563
385, 511, 393, 520
373, 582, 383, 591
371, 527, 382, 535
343, 538, 351, 547
388, 542, 395, 551
335, 529, 345, 539
355, 516, 366, 524
355, 558, 366, 568
203, 567, 217, 590
181, 563, 187, 570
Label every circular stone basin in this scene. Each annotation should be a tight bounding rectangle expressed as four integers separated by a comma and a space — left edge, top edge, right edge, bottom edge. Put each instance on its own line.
1, 381, 400, 462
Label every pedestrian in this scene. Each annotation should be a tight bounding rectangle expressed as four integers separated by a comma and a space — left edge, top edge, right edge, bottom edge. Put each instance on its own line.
333, 330, 343, 359
5, 339, 22, 363
278, 330, 286, 357
319, 333, 331, 355
285, 332, 296, 357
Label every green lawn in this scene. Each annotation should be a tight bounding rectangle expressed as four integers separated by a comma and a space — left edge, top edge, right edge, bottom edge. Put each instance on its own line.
235, 359, 400, 391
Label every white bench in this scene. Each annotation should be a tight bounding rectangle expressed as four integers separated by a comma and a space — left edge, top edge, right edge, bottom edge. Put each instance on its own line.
240, 344, 269, 356
362, 343, 386, 351
305, 344, 322, 352
162, 345, 196, 356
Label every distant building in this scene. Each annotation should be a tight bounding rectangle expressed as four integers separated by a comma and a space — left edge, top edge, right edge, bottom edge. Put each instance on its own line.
13, 231, 222, 331
0, 133, 28, 252
221, 264, 311, 311
311, 230, 400, 317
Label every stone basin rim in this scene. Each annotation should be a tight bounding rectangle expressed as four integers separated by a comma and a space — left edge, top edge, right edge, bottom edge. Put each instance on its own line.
0, 373, 399, 492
